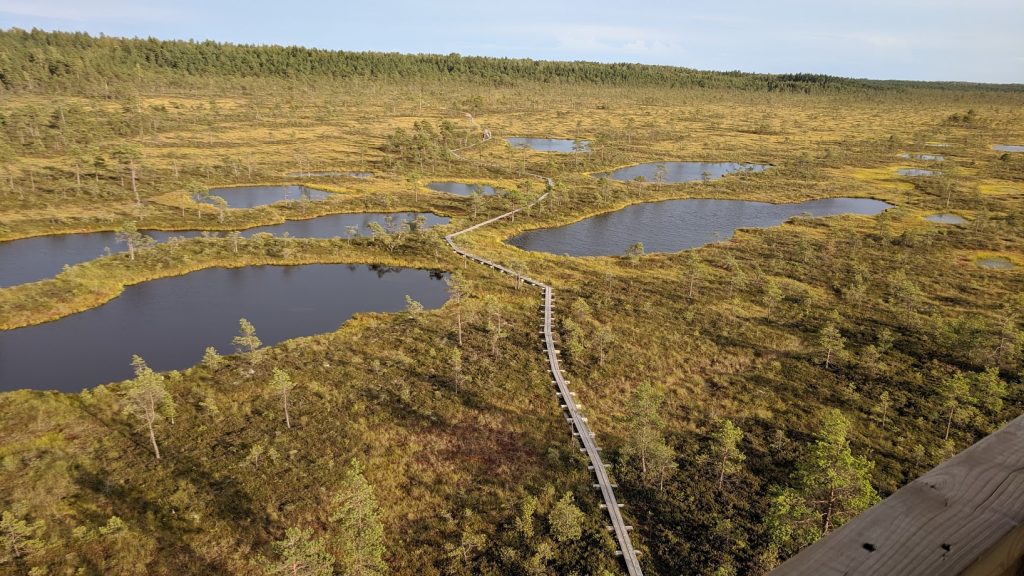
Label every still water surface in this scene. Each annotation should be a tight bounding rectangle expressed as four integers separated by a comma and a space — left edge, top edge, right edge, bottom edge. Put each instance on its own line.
509, 198, 892, 256
506, 137, 590, 152
0, 265, 449, 392
925, 214, 967, 225
595, 162, 768, 183
205, 185, 332, 208
0, 212, 447, 289
977, 257, 1016, 270
897, 168, 941, 177
427, 182, 500, 196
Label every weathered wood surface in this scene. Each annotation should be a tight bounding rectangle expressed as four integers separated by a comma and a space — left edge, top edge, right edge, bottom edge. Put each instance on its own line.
444, 178, 644, 576
773, 414, 1024, 576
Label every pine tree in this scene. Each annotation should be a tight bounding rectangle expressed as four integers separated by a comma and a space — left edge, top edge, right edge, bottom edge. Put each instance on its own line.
0, 510, 43, 566
622, 382, 675, 488
762, 280, 783, 320
233, 318, 262, 355
547, 492, 584, 543
115, 221, 152, 261
329, 460, 387, 576
111, 143, 142, 204
625, 242, 645, 263
711, 419, 746, 491
818, 322, 846, 369
270, 369, 295, 429
265, 527, 334, 576
767, 409, 877, 552
123, 355, 175, 460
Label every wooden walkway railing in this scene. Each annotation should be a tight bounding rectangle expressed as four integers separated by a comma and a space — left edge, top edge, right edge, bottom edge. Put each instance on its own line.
444, 179, 645, 576
772, 414, 1024, 576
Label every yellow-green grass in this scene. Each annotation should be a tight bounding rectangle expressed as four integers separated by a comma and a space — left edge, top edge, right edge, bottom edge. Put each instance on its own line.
2, 78, 1023, 574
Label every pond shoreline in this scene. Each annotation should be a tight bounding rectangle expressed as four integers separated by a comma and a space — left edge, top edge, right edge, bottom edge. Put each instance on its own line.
0, 237, 455, 330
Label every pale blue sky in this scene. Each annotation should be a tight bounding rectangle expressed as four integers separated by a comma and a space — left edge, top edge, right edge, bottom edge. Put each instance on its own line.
2, 0, 1022, 83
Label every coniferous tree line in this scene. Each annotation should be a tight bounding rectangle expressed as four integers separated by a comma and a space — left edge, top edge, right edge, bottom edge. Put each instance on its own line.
3, 28, 1022, 96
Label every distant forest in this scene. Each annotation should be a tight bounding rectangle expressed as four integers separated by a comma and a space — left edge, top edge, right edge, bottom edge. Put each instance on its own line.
2, 28, 1022, 95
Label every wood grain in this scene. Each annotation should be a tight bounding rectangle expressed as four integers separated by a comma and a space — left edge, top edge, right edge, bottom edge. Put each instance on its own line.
773, 414, 1024, 576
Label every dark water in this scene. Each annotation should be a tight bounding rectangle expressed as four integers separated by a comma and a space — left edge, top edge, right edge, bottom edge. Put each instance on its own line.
0, 265, 449, 392
509, 198, 892, 256
286, 172, 373, 179
427, 182, 499, 196
233, 212, 449, 238
506, 137, 590, 152
993, 145, 1024, 153
925, 214, 967, 225
0, 212, 447, 288
205, 185, 332, 208
595, 162, 769, 183
287, 171, 343, 177
897, 168, 941, 177
899, 153, 944, 161
977, 257, 1016, 270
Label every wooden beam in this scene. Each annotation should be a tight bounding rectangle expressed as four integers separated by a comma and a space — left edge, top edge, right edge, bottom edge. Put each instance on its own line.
773, 414, 1024, 576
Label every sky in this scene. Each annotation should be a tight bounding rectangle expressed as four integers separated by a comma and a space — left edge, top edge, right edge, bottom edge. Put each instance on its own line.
1, 0, 1022, 83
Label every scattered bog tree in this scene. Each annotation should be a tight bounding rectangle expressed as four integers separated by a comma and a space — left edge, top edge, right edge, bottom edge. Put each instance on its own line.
683, 252, 707, 299
228, 230, 242, 253
0, 510, 43, 566
405, 295, 424, 317
622, 382, 676, 489
767, 409, 877, 554
202, 346, 222, 369
233, 318, 262, 355
265, 527, 334, 576
329, 459, 387, 576
123, 355, 175, 460
115, 221, 151, 261
939, 367, 1006, 441
548, 492, 584, 543
112, 143, 142, 204
446, 273, 470, 347
209, 194, 228, 222
874, 390, 892, 429
710, 418, 747, 491
818, 322, 846, 369
270, 368, 295, 429
762, 280, 783, 320
625, 242, 645, 263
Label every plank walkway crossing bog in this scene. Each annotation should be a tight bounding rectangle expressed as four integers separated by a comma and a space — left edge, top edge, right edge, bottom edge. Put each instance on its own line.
444, 178, 644, 576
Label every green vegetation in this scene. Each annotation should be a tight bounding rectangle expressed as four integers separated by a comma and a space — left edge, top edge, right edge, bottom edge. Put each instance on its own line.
10, 29, 1020, 95
1, 28, 1023, 576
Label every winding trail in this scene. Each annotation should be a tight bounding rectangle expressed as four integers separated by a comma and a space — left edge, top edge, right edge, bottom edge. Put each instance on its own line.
444, 177, 644, 576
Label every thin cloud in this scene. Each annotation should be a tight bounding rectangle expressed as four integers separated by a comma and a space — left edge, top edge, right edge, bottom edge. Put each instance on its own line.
0, 0, 177, 23
532, 23, 686, 56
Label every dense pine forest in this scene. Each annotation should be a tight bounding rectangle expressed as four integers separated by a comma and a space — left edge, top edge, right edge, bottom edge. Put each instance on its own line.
0, 28, 1022, 576
3, 28, 1023, 95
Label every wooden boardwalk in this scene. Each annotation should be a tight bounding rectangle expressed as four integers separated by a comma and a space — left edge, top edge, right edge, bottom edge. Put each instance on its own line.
772, 414, 1024, 576
444, 179, 645, 576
